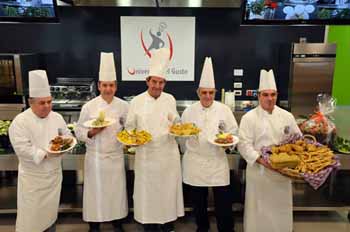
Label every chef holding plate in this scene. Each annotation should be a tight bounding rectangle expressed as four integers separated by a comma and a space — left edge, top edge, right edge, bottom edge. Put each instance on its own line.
181, 57, 239, 232
75, 52, 129, 232
125, 48, 184, 232
9, 70, 70, 232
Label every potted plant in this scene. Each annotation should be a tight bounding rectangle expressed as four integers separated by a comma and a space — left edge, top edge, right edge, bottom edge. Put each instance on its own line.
0, 120, 11, 149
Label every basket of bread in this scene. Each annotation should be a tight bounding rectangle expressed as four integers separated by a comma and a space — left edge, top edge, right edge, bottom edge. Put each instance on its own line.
261, 134, 340, 189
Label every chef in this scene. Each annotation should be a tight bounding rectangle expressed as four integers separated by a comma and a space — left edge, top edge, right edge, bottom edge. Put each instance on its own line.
9, 70, 70, 232
237, 69, 302, 232
125, 48, 184, 232
181, 57, 238, 232
75, 52, 129, 232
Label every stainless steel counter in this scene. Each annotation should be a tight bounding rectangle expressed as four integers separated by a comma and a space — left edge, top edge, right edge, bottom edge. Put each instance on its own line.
1, 152, 350, 171
0, 153, 243, 171
1, 153, 350, 215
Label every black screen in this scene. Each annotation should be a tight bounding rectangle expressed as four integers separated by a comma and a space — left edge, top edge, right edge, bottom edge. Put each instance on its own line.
242, 0, 350, 24
0, 0, 58, 23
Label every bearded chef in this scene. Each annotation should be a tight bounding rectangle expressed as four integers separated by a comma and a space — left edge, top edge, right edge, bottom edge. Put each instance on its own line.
75, 53, 129, 232
9, 70, 70, 232
181, 57, 238, 232
125, 48, 184, 232
237, 69, 302, 232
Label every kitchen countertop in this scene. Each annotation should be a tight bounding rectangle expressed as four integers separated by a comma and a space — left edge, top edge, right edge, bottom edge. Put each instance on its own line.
1, 152, 350, 171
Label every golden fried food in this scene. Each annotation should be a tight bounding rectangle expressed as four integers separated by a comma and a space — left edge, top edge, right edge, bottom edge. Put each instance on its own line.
306, 144, 317, 152
117, 130, 152, 145
268, 139, 335, 175
279, 144, 292, 153
291, 144, 304, 152
169, 123, 200, 136
271, 146, 279, 153
270, 152, 300, 169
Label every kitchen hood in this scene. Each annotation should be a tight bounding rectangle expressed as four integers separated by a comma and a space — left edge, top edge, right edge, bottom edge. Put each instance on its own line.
58, 0, 241, 8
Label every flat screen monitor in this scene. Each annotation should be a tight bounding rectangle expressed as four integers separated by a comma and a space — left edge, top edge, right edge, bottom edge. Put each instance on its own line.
242, 0, 350, 25
0, 0, 58, 23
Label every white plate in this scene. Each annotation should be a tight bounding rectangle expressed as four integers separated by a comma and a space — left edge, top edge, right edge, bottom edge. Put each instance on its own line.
169, 132, 199, 138
47, 136, 77, 154
209, 135, 239, 147
83, 118, 116, 128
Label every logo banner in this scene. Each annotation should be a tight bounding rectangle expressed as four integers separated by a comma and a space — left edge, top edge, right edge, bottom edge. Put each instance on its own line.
120, 16, 195, 81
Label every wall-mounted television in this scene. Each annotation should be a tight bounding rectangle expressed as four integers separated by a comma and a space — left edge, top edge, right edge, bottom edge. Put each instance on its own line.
242, 0, 350, 24
0, 0, 58, 23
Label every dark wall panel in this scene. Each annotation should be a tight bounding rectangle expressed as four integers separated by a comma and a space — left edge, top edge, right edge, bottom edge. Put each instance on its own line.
0, 6, 325, 101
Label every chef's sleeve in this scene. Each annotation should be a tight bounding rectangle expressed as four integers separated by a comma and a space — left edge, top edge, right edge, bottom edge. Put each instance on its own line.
238, 115, 260, 166
75, 105, 93, 143
9, 119, 47, 165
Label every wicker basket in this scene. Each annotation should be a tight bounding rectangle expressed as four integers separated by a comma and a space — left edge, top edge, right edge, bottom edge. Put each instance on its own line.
303, 134, 317, 143
270, 134, 316, 180
278, 168, 304, 180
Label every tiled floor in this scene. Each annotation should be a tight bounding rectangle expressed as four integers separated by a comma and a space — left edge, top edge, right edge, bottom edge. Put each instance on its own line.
0, 211, 349, 232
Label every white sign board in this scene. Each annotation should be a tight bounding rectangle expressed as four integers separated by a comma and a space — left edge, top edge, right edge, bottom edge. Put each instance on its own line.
120, 16, 195, 81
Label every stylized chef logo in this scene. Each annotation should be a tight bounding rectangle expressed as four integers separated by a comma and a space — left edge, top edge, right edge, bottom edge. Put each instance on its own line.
141, 21, 174, 60
127, 21, 174, 76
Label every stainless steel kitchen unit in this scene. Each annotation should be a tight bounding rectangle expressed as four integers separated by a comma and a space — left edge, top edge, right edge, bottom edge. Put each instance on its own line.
289, 43, 337, 117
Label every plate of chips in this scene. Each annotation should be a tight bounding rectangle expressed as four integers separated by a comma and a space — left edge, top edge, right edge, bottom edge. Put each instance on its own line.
116, 129, 152, 146
169, 123, 201, 137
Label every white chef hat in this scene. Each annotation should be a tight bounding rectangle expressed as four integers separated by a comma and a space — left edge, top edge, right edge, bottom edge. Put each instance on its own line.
99, 52, 117, 81
258, 69, 277, 91
148, 48, 170, 80
29, 70, 51, 98
199, 57, 215, 89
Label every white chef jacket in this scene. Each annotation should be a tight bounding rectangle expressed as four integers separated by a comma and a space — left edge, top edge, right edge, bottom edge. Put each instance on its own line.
75, 95, 129, 222
9, 109, 69, 232
238, 105, 302, 232
125, 91, 184, 224
181, 101, 238, 186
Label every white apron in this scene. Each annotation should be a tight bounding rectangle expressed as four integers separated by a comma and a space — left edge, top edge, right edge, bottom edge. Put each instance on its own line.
244, 164, 292, 232
83, 151, 128, 221
77, 96, 129, 222
127, 92, 184, 224
238, 106, 301, 232
181, 102, 238, 187
9, 109, 69, 232
16, 167, 62, 232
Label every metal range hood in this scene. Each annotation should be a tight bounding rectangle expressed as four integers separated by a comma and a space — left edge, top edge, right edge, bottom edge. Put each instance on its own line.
58, 0, 241, 8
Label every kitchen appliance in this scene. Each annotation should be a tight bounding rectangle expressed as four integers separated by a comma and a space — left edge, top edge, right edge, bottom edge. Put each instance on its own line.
289, 42, 337, 117
0, 53, 38, 119
51, 78, 96, 122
